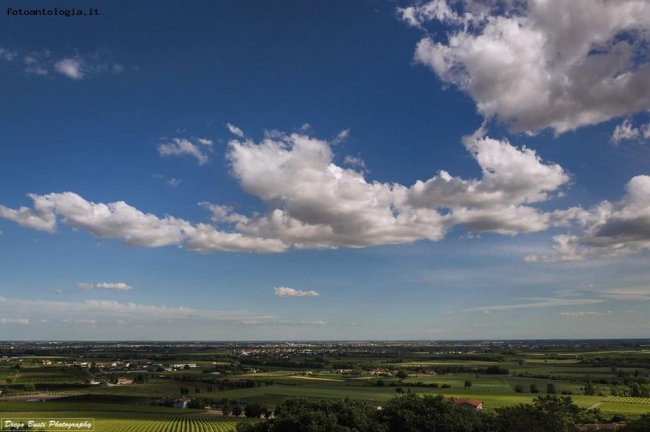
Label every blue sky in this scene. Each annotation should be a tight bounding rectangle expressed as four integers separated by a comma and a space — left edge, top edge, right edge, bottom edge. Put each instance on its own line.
1, 0, 650, 340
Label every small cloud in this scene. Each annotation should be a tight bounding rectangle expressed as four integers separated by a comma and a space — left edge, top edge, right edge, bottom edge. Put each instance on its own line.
612, 118, 650, 145
61, 318, 96, 324
226, 123, 244, 138
167, 178, 182, 188
158, 137, 212, 165
333, 129, 350, 144
0, 48, 17, 61
0, 318, 30, 325
558, 311, 613, 317
77, 282, 134, 291
343, 155, 366, 168
54, 58, 84, 79
274, 286, 320, 297
196, 138, 213, 146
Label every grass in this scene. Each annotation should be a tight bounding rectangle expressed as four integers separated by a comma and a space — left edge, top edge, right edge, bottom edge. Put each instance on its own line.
0, 412, 244, 432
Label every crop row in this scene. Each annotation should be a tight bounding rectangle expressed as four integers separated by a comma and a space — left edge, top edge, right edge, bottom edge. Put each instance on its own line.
603, 396, 650, 404
93, 415, 241, 432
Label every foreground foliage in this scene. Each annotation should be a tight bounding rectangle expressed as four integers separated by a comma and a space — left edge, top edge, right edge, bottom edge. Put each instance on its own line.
237, 394, 649, 432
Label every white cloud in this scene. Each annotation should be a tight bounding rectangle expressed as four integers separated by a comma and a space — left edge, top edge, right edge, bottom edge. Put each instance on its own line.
226, 131, 567, 247
461, 297, 605, 313
0, 48, 17, 61
0, 130, 571, 252
343, 155, 366, 168
0, 192, 286, 253
238, 319, 326, 326
61, 318, 96, 325
158, 137, 213, 165
0, 296, 279, 325
274, 286, 321, 297
54, 58, 84, 79
0, 318, 30, 325
530, 176, 650, 261
333, 129, 350, 144
612, 117, 650, 145
226, 123, 244, 137
559, 311, 612, 317
0, 193, 58, 232
408, 131, 570, 234
403, 0, 650, 134
77, 282, 134, 291
167, 178, 182, 188
20, 51, 123, 80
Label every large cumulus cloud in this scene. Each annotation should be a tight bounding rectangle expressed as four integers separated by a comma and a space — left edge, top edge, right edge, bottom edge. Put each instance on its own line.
0, 130, 570, 251
401, 0, 650, 134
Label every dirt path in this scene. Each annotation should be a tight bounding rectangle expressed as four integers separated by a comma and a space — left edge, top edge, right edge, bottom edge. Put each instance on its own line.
587, 402, 601, 410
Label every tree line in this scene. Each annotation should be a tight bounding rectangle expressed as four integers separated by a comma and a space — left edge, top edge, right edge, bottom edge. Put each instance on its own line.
236, 394, 650, 432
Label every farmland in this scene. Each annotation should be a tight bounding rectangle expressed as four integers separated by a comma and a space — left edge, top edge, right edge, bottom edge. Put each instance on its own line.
0, 412, 242, 432
1, 340, 650, 430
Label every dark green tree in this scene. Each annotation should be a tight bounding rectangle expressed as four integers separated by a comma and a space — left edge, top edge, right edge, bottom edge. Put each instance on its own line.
378, 393, 487, 432
619, 413, 650, 431
464, 380, 472, 390
245, 402, 265, 418
546, 383, 556, 394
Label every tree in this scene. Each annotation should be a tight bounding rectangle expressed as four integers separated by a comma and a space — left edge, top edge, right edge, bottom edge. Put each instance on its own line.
271, 398, 379, 432
188, 398, 205, 409
232, 404, 243, 417
379, 393, 487, 432
464, 380, 472, 390
532, 395, 581, 432
514, 384, 524, 393
546, 383, 556, 394
376, 379, 385, 387
530, 384, 539, 394
396, 369, 409, 379
584, 380, 595, 396
245, 402, 265, 418
221, 404, 231, 416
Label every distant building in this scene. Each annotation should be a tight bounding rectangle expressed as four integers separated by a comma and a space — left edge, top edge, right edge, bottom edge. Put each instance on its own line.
173, 398, 190, 409
169, 364, 197, 369
444, 397, 483, 411
116, 377, 133, 385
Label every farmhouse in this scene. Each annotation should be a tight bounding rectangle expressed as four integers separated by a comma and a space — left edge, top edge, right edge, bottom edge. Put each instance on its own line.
116, 377, 133, 385
443, 397, 483, 411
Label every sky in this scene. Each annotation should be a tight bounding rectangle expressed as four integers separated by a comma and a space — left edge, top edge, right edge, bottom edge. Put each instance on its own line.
1, 0, 650, 341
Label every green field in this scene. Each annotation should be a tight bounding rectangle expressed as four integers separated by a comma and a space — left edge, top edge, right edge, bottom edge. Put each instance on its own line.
0, 412, 243, 432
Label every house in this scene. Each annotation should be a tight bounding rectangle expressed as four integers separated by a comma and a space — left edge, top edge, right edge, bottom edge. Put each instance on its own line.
444, 397, 483, 411
116, 377, 133, 385
173, 398, 190, 409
